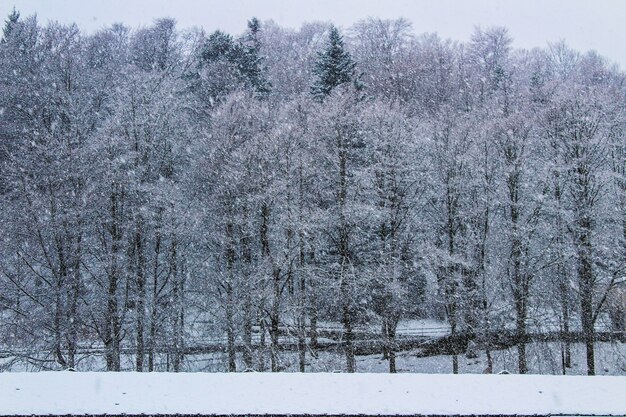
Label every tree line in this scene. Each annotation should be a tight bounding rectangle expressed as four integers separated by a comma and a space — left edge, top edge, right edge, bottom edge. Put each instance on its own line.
0, 10, 624, 375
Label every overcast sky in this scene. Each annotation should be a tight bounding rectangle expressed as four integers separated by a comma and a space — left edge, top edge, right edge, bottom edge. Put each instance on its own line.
2, 0, 625, 69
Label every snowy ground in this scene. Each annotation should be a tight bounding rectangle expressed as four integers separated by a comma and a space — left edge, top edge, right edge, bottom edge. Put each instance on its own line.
182, 340, 626, 374
2, 340, 625, 375
327, 340, 626, 375
185, 318, 453, 347
0, 372, 625, 416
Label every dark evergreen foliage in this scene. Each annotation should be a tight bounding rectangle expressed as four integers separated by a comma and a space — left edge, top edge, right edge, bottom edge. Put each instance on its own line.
1, 7, 19, 42
311, 26, 363, 100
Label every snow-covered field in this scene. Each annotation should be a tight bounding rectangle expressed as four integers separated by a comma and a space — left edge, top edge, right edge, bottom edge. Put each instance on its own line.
185, 340, 626, 374
340, 341, 626, 375
3, 340, 625, 375
0, 372, 625, 416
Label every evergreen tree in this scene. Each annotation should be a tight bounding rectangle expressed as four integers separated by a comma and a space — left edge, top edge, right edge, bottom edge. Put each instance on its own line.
202, 30, 236, 62
245, 17, 261, 51
311, 25, 362, 100
2, 7, 20, 42
240, 17, 271, 97
198, 24, 270, 99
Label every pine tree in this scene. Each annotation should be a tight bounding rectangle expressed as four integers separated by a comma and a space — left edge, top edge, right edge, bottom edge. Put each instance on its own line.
311, 25, 362, 100
199, 23, 270, 99
240, 17, 271, 97
2, 7, 20, 42
245, 17, 261, 51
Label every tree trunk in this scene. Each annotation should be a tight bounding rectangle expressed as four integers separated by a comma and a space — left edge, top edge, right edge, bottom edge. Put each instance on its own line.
309, 283, 318, 352
508, 169, 528, 374
259, 313, 267, 371
578, 216, 595, 375
54, 268, 67, 368
135, 225, 146, 372
337, 139, 355, 373
442, 170, 460, 375
67, 235, 81, 370
269, 267, 281, 372
296, 165, 308, 372
384, 318, 398, 373
297, 297, 307, 372
225, 222, 237, 372
381, 321, 389, 360
297, 226, 307, 372
148, 214, 162, 372
560, 277, 572, 371
105, 188, 122, 372
554, 172, 571, 372
516, 318, 528, 374
341, 268, 356, 373
242, 297, 253, 370
485, 346, 493, 374
450, 318, 459, 374
170, 236, 184, 372
241, 207, 253, 370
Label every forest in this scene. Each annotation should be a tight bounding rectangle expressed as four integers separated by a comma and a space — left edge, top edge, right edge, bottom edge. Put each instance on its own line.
0, 10, 624, 376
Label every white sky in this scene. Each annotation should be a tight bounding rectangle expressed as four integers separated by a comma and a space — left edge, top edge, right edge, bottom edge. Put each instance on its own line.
2, 0, 625, 69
